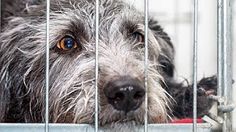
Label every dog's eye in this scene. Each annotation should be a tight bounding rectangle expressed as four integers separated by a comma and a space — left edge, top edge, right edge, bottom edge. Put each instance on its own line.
57, 36, 79, 51
132, 32, 144, 43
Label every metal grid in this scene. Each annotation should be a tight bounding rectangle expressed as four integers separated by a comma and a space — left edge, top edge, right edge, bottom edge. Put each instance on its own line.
0, 0, 234, 131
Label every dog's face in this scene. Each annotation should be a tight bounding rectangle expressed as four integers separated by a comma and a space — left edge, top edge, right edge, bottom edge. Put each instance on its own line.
48, 0, 174, 125
0, 0, 175, 126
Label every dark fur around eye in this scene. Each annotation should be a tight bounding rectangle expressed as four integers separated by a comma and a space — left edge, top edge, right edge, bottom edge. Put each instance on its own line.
132, 32, 144, 43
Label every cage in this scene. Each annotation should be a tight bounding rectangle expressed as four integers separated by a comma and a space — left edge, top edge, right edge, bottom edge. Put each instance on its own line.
0, 0, 235, 132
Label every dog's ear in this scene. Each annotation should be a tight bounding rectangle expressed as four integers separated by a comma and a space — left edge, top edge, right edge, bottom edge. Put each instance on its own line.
149, 19, 175, 78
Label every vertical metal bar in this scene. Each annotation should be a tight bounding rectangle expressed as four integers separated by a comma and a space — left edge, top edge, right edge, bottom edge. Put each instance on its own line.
217, 0, 225, 131
192, 0, 198, 131
222, 0, 233, 131
217, 0, 224, 101
222, 0, 227, 131
95, 0, 99, 131
217, 0, 233, 131
144, 0, 149, 131
45, 0, 50, 131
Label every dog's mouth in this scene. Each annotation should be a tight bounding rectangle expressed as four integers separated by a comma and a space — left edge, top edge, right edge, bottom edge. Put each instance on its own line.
107, 118, 137, 124
100, 113, 145, 131
99, 109, 144, 126
101, 120, 142, 131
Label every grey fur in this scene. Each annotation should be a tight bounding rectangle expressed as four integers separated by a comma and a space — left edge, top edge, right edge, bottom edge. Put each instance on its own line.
0, 0, 216, 131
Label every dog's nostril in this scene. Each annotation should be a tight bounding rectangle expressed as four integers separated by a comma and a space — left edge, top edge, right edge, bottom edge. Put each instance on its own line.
104, 76, 145, 113
113, 92, 125, 101
133, 91, 145, 100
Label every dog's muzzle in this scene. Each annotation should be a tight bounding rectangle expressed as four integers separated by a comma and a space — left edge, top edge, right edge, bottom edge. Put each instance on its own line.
104, 76, 145, 113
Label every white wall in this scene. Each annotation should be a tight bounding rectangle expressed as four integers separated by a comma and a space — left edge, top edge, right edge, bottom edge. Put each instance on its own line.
128, 0, 236, 130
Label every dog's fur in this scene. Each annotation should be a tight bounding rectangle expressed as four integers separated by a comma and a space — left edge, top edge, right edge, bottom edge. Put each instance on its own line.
0, 0, 216, 129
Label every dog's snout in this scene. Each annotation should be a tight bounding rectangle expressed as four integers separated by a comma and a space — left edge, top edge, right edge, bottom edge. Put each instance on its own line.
104, 76, 145, 113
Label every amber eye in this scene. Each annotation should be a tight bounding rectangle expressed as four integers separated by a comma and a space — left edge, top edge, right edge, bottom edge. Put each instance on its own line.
132, 32, 145, 43
57, 36, 79, 51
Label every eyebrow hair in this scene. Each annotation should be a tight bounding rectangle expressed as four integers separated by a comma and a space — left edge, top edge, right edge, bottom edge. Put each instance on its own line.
119, 20, 139, 36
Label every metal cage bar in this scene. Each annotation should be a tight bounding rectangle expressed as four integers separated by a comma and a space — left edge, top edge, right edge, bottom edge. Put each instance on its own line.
222, 0, 233, 131
95, 0, 100, 131
217, 0, 234, 131
217, 0, 224, 102
0, 123, 212, 132
192, 0, 199, 131
0, 0, 234, 132
45, 0, 50, 132
144, 0, 149, 131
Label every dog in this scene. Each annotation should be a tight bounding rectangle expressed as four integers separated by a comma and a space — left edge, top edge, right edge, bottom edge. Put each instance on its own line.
0, 0, 217, 130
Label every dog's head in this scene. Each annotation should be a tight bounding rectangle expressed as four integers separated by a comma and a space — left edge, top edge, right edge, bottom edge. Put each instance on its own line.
0, 0, 175, 126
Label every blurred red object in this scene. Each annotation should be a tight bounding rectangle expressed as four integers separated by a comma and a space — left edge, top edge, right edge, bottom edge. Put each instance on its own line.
171, 118, 203, 123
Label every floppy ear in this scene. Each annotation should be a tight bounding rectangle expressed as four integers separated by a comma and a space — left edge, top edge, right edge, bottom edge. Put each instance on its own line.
149, 19, 175, 78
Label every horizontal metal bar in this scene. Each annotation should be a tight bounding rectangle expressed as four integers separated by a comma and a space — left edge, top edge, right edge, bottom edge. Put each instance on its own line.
0, 123, 212, 132
207, 95, 224, 103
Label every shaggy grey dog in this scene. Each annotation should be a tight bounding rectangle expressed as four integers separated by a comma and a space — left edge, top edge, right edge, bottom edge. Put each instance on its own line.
0, 0, 216, 130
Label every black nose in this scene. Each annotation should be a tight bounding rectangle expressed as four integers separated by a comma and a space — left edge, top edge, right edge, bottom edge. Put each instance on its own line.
104, 76, 145, 113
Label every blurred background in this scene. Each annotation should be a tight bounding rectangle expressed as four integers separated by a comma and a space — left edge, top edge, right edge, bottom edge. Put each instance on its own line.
128, 0, 236, 130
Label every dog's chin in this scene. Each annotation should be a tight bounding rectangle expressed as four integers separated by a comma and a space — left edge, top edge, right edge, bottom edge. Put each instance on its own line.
99, 107, 144, 125
100, 110, 144, 132
102, 120, 142, 132
103, 117, 142, 125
